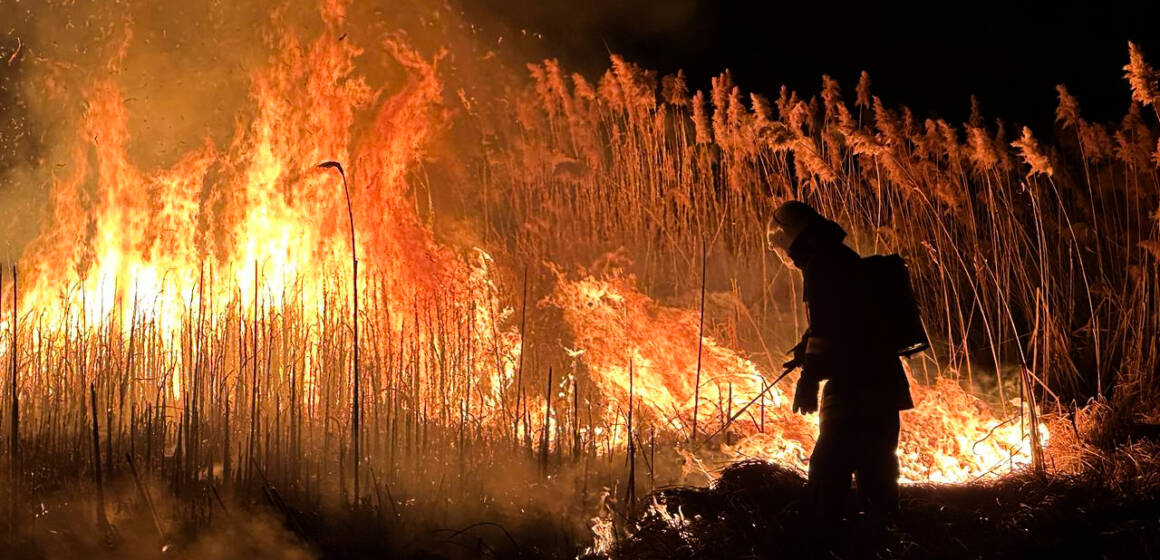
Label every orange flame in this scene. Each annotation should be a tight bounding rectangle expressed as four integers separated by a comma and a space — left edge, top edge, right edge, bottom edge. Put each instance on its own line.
548, 272, 1047, 483
9, 7, 520, 407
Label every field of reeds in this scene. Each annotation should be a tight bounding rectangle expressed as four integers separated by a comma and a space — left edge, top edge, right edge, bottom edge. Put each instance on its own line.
476, 45, 1160, 412
1, 1, 1159, 556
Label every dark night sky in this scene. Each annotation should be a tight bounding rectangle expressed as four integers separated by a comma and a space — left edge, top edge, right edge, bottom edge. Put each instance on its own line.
460, 0, 1160, 134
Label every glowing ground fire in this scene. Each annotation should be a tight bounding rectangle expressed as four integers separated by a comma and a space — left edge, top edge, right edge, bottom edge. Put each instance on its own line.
0, 0, 1046, 516
551, 273, 1047, 483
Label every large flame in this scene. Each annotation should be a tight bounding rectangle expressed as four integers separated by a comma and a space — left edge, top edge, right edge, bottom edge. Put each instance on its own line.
7, 6, 521, 413
21, 24, 429, 328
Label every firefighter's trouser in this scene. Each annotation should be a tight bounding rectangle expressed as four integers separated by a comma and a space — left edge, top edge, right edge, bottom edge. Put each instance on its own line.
808, 412, 900, 520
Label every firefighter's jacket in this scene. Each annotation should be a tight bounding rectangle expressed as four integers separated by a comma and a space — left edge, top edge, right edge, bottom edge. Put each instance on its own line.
788, 218, 915, 417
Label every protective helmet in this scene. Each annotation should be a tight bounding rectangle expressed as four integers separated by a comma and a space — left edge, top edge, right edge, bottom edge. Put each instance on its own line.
768, 200, 819, 250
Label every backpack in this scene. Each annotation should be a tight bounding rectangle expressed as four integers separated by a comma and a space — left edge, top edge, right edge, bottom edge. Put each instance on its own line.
860, 254, 929, 357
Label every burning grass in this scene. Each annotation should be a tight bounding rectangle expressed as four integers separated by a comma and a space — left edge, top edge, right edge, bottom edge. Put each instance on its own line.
0, 0, 1157, 557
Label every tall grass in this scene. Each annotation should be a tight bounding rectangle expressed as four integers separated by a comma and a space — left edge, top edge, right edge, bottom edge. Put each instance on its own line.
482, 45, 1160, 412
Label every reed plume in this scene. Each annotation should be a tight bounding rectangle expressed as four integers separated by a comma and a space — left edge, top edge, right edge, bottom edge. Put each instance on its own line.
1125, 42, 1160, 108
1012, 126, 1054, 177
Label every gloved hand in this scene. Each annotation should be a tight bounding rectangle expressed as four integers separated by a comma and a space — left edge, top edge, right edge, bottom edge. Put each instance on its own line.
783, 331, 809, 371
792, 377, 819, 415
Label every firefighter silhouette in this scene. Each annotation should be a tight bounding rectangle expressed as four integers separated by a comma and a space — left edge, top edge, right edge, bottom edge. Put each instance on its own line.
770, 200, 923, 522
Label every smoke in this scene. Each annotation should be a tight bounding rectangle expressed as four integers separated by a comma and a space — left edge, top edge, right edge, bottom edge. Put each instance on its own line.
0, 475, 315, 559
0, 444, 679, 559
0, 0, 273, 266
0, 1, 39, 267
456, 0, 703, 78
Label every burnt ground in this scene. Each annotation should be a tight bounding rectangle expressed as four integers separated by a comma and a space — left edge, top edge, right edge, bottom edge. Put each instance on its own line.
3, 427, 1159, 559
597, 457, 1160, 560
